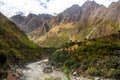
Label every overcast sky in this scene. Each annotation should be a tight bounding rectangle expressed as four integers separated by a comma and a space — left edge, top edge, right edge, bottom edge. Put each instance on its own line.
0, 0, 119, 17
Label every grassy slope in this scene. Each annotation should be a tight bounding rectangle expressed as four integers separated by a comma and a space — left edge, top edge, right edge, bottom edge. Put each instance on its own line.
0, 13, 55, 72
50, 33, 120, 78
33, 19, 120, 48
0, 13, 39, 49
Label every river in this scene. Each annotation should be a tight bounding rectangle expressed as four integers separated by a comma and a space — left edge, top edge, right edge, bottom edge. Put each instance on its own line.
21, 59, 105, 80
21, 59, 67, 80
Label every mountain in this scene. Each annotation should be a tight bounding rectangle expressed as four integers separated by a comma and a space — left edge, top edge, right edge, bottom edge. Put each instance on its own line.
0, 12, 39, 49
80, 0, 100, 25
0, 12, 56, 79
11, 13, 53, 33
105, 1, 120, 22
10, 14, 25, 27
7, 1, 120, 79
11, 0, 120, 47
0, 12, 41, 70
56, 4, 82, 23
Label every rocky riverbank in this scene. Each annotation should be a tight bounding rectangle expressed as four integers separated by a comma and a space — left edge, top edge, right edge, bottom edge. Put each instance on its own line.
21, 59, 66, 80
20, 59, 112, 80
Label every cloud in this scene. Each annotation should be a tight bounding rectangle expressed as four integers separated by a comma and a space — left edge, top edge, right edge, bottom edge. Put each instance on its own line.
96, 0, 118, 7
43, 5, 48, 9
39, 2, 48, 9
46, 0, 50, 2
0, 0, 119, 17
0, 1, 5, 6
0, 0, 46, 16
40, 2, 45, 6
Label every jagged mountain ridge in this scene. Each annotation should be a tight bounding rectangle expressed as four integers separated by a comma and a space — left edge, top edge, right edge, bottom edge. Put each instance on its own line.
10, 14, 25, 27
11, 0, 120, 47
11, 13, 53, 33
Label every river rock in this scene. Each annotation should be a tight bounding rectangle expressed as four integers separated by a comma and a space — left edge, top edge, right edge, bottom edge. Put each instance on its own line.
43, 65, 53, 73
73, 71, 81, 77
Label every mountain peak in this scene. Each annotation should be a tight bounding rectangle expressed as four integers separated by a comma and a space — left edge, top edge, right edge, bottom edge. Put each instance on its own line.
63, 4, 81, 13
15, 11, 24, 16
70, 4, 80, 8
105, 0, 120, 22
109, 0, 120, 8
56, 4, 82, 23
10, 14, 25, 26
27, 13, 36, 18
82, 0, 99, 9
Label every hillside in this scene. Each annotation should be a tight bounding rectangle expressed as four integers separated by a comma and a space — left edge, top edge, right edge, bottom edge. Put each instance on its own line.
10, 0, 120, 47
0, 12, 55, 79
11, 13, 53, 33
7, 0, 120, 79
49, 33, 120, 79
0, 13, 39, 49
0, 12, 40, 67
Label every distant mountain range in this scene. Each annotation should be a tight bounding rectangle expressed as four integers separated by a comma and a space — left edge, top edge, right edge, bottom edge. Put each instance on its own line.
11, 0, 120, 47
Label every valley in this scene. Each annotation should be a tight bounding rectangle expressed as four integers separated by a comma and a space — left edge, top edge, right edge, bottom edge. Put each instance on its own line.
21, 59, 111, 80
11, 0, 120, 47
0, 0, 120, 80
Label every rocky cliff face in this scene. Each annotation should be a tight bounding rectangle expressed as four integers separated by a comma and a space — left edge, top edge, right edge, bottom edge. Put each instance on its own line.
11, 13, 53, 33
56, 4, 82, 23
105, 1, 120, 22
11, 1, 120, 47
10, 14, 25, 27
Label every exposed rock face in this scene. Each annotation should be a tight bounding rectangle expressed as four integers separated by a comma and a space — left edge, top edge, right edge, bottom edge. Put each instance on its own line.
11, 13, 53, 33
105, 1, 120, 22
80, 1, 100, 25
10, 14, 25, 27
87, 5, 107, 25
56, 4, 82, 23
11, 0, 120, 47
28, 4, 82, 41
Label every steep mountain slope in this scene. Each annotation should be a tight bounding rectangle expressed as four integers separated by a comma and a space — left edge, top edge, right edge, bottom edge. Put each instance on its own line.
105, 1, 120, 22
10, 14, 25, 27
55, 4, 82, 23
11, 1, 120, 48
29, 1, 120, 47
0, 12, 39, 49
0, 12, 56, 79
80, 0, 100, 25
11, 13, 53, 33
0, 12, 41, 71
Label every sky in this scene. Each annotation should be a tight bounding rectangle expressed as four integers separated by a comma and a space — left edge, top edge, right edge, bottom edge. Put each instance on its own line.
0, 0, 119, 17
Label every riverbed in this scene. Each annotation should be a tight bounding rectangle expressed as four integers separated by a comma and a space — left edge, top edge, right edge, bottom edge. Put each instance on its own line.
22, 59, 67, 80
21, 59, 107, 80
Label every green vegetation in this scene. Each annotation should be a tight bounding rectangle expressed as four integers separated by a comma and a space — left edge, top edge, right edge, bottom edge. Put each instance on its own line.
40, 30, 72, 48
0, 13, 55, 79
49, 33, 120, 79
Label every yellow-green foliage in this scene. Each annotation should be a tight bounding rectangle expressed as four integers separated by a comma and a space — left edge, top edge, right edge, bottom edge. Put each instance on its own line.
50, 33, 120, 78
0, 13, 42, 69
